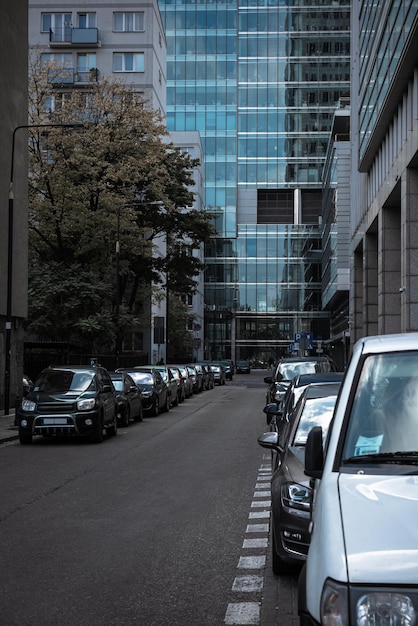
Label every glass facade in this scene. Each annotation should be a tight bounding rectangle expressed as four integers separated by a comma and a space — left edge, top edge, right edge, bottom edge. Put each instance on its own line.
359, 0, 418, 159
159, 0, 350, 362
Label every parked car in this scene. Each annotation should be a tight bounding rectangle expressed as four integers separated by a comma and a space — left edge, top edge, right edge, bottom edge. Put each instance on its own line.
264, 356, 339, 404
117, 368, 170, 416
201, 364, 215, 390
274, 372, 344, 427
173, 364, 194, 398
236, 360, 251, 374
109, 371, 143, 426
187, 364, 203, 393
167, 365, 186, 404
299, 332, 418, 625
209, 362, 226, 386
17, 365, 118, 444
220, 359, 234, 380
150, 365, 178, 406
258, 382, 341, 574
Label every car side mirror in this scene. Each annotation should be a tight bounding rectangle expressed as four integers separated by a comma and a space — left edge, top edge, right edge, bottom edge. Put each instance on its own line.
102, 383, 113, 393
304, 426, 324, 480
263, 402, 281, 425
264, 376, 273, 384
257, 431, 281, 453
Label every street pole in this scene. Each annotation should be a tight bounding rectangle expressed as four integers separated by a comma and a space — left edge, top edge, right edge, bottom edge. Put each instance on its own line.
3, 123, 83, 414
115, 206, 120, 369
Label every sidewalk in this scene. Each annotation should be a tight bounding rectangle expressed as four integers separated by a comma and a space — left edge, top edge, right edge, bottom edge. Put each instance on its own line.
0, 410, 18, 443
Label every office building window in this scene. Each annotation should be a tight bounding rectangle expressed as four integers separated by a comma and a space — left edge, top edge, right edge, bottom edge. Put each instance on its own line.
113, 53, 145, 73
113, 12, 144, 32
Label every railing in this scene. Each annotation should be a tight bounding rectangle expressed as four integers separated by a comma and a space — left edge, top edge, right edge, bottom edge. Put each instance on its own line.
49, 27, 99, 46
47, 68, 99, 85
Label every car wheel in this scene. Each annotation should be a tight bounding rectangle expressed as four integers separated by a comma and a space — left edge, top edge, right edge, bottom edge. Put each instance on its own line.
134, 404, 143, 422
19, 431, 32, 445
90, 417, 104, 443
272, 524, 292, 575
164, 393, 171, 412
151, 396, 159, 417
107, 412, 118, 437
122, 406, 130, 427
172, 391, 179, 407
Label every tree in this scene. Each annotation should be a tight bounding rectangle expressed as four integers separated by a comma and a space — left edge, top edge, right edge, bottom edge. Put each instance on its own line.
26, 54, 214, 353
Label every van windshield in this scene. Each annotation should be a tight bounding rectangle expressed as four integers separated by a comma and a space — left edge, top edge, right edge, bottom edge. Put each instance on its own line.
342, 351, 418, 459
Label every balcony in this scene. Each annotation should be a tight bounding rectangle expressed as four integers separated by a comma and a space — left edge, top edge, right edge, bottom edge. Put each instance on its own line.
47, 68, 99, 86
49, 27, 99, 47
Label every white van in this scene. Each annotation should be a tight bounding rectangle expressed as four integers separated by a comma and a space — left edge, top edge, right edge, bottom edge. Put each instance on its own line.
299, 332, 418, 626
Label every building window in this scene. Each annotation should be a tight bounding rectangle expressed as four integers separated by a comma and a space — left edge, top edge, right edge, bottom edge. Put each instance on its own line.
41, 13, 72, 32
113, 53, 145, 73
113, 12, 144, 32
41, 53, 73, 68
78, 13, 96, 28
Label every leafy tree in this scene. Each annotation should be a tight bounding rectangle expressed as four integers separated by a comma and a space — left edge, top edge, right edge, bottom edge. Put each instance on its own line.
26, 54, 214, 352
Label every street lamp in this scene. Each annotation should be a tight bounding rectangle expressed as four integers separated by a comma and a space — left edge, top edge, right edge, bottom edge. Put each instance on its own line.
3, 122, 83, 414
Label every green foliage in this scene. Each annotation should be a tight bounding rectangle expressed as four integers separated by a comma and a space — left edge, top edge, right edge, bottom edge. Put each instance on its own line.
27, 54, 214, 352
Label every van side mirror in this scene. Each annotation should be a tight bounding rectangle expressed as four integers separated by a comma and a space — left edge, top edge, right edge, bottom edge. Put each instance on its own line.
304, 426, 324, 479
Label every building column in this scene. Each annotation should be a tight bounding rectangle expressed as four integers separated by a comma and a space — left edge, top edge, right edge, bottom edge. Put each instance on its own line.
350, 245, 363, 345
401, 167, 418, 331
363, 231, 378, 336
379, 205, 401, 334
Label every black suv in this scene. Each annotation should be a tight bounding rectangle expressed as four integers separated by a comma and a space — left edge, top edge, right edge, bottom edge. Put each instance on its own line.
17, 366, 118, 444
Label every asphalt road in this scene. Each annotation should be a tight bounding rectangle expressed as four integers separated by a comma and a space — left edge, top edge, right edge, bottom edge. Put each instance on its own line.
0, 370, 299, 626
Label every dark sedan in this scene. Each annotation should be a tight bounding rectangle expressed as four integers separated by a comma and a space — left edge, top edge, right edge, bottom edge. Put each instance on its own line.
109, 371, 143, 426
257, 382, 340, 574
116, 368, 170, 416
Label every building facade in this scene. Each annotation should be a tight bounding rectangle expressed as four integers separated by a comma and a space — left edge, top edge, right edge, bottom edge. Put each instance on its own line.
28, 0, 206, 365
158, 0, 351, 363
350, 1, 418, 343
0, 0, 29, 412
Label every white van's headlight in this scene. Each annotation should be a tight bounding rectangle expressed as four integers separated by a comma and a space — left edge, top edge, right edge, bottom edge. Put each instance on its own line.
77, 398, 96, 411
321, 579, 348, 626
21, 399, 36, 411
357, 592, 415, 625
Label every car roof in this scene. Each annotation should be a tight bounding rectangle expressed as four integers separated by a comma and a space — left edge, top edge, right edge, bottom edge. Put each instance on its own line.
303, 382, 341, 399
294, 372, 344, 386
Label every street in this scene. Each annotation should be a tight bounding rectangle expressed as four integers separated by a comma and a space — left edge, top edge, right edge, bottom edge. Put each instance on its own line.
0, 370, 298, 626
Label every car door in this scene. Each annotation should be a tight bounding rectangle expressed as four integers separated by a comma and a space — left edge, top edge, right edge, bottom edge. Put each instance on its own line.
98, 368, 116, 424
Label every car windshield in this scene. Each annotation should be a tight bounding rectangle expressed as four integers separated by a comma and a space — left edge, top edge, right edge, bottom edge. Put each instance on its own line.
279, 362, 318, 380
112, 380, 123, 391
293, 395, 337, 446
343, 351, 418, 460
34, 370, 95, 393
130, 372, 153, 386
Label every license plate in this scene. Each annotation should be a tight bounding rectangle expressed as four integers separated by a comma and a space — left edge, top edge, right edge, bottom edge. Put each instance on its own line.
43, 418, 68, 425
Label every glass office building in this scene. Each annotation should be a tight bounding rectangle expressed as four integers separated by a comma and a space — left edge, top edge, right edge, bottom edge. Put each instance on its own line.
158, 0, 350, 362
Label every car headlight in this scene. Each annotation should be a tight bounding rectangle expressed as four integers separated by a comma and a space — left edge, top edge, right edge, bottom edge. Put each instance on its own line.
321, 579, 349, 626
77, 398, 96, 411
357, 592, 415, 625
281, 482, 311, 511
21, 398, 36, 411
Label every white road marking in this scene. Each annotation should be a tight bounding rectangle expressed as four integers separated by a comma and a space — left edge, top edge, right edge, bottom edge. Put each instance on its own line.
224, 461, 272, 624
224, 603, 260, 625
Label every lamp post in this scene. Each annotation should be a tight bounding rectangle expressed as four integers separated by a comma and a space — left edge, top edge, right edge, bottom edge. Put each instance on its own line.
3, 122, 83, 414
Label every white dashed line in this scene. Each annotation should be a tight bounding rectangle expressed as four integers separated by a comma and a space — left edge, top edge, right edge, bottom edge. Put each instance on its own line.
224, 456, 271, 625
